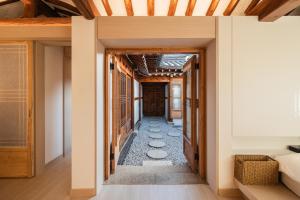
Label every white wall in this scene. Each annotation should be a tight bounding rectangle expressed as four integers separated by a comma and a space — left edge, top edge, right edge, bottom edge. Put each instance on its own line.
72, 17, 97, 191
206, 40, 217, 193
134, 79, 140, 125
232, 17, 300, 137
44, 46, 64, 164
63, 47, 72, 154
217, 16, 300, 189
96, 40, 105, 194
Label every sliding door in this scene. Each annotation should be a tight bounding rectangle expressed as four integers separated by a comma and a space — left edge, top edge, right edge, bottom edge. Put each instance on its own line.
109, 55, 134, 175
0, 42, 34, 177
182, 55, 197, 172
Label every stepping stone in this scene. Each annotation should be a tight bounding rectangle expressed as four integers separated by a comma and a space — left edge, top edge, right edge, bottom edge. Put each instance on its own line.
149, 133, 163, 139
149, 141, 166, 148
168, 132, 181, 137
149, 124, 160, 128
147, 150, 168, 159
149, 128, 161, 133
143, 160, 172, 166
150, 120, 160, 124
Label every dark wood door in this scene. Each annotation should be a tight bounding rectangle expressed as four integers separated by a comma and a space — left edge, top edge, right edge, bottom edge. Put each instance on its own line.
142, 83, 165, 116
183, 55, 198, 172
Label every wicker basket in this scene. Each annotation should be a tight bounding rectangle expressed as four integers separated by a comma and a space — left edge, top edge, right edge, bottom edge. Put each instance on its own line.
234, 155, 279, 185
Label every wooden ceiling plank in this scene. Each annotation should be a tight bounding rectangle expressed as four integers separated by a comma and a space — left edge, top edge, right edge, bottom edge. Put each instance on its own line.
0, 0, 19, 7
44, 0, 80, 14
206, 0, 220, 16
223, 0, 240, 16
72, 0, 99, 19
124, 0, 134, 16
244, 0, 260, 15
148, 0, 154, 16
101, 0, 112, 16
185, 0, 197, 16
259, 0, 300, 21
168, 0, 178, 16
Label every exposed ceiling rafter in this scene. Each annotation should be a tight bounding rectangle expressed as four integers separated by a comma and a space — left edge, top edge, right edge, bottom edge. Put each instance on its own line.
72, 0, 99, 19
101, 0, 112, 16
147, 0, 154, 16
223, 0, 240, 16
244, 0, 260, 15
206, 0, 220, 16
185, 0, 197, 16
168, 0, 178, 16
21, 0, 37, 17
124, 0, 134, 16
259, 0, 300, 21
246, 0, 273, 16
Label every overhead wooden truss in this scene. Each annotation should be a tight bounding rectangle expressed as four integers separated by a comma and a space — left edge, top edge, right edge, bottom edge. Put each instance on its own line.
1, 0, 299, 21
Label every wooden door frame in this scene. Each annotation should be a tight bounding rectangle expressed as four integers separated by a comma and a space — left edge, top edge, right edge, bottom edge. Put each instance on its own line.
104, 48, 206, 180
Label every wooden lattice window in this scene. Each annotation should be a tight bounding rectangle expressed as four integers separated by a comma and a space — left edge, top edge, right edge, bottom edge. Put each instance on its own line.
120, 72, 126, 127
126, 76, 131, 125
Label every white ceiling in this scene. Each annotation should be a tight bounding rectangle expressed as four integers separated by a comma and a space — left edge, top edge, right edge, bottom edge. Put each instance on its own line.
93, 0, 252, 16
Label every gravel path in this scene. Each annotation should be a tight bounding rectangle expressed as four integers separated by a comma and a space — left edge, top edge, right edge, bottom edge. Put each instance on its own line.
122, 117, 187, 166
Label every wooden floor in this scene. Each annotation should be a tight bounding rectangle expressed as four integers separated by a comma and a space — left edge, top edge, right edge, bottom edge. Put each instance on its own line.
0, 155, 71, 200
0, 155, 242, 200
92, 185, 243, 200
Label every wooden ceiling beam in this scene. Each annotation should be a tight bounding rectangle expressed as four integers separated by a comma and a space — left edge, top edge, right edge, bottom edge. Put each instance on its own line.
259, 0, 300, 21
147, 0, 154, 16
124, 0, 134, 16
223, 0, 240, 16
101, 0, 112, 16
185, 0, 197, 16
72, 0, 99, 19
206, 0, 220, 16
168, 0, 178, 16
246, 0, 273, 16
244, 0, 260, 15
0, 0, 19, 7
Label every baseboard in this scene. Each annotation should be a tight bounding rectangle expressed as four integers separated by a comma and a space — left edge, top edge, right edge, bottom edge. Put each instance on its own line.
71, 188, 96, 198
218, 188, 243, 198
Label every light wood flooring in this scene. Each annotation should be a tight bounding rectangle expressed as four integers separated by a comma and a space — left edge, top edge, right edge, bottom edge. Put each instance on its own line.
0, 155, 243, 200
93, 185, 243, 200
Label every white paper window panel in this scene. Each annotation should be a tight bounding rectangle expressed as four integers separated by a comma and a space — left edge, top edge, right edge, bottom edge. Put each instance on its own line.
0, 43, 28, 146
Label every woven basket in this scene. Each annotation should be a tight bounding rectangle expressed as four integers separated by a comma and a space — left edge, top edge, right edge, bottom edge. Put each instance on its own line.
234, 155, 279, 185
